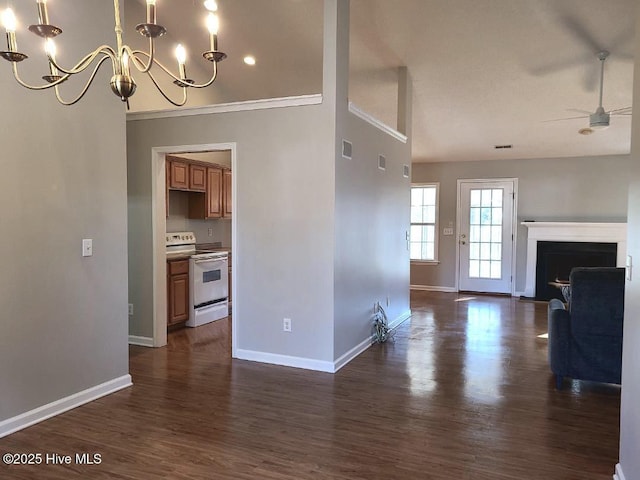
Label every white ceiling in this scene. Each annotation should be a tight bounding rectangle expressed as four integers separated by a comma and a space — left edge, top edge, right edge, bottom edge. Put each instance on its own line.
126, 0, 636, 163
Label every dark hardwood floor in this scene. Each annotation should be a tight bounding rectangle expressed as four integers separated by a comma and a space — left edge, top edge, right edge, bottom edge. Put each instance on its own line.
0, 291, 620, 479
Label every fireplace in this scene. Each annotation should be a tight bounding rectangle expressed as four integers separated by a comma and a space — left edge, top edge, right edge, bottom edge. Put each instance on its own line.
535, 241, 617, 301
522, 222, 627, 299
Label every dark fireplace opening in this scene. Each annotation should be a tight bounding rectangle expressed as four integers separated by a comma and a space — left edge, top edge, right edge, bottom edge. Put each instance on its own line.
535, 241, 617, 301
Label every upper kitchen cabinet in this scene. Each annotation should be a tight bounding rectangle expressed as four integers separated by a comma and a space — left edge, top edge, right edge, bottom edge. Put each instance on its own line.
168, 158, 189, 190
168, 157, 207, 192
223, 169, 232, 218
189, 164, 207, 192
188, 167, 223, 219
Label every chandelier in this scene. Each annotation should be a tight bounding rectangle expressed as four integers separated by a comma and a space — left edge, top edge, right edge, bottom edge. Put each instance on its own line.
0, 0, 227, 106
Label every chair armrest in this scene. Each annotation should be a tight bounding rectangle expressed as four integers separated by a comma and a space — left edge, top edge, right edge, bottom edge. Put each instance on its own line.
548, 299, 571, 375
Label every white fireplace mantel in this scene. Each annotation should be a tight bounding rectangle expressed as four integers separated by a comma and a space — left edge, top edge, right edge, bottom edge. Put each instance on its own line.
522, 222, 627, 298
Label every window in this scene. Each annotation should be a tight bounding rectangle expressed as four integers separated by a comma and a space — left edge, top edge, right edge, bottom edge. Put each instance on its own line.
410, 184, 439, 262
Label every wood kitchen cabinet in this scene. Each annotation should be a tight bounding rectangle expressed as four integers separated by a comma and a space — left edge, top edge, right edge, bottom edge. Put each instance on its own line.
165, 157, 231, 220
223, 169, 232, 218
189, 164, 207, 191
188, 167, 223, 219
168, 158, 207, 192
168, 159, 189, 190
167, 259, 189, 326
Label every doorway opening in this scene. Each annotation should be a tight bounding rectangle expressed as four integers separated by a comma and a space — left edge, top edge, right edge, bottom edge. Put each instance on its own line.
150, 143, 237, 354
456, 179, 518, 295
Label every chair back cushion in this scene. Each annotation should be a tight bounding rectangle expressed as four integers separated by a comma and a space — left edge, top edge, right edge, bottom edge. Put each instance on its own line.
569, 267, 625, 338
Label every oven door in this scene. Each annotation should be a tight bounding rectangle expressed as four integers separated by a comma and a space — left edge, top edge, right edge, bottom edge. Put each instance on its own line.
190, 256, 228, 308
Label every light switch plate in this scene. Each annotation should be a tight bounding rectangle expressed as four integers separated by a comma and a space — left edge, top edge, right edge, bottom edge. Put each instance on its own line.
82, 239, 93, 257
627, 255, 632, 281
443, 227, 454, 236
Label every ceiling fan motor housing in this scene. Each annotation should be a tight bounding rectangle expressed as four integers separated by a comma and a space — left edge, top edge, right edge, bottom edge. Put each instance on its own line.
590, 107, 610, 129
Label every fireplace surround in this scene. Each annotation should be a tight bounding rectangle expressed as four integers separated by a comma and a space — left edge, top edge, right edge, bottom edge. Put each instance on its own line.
522, 222, 627, 299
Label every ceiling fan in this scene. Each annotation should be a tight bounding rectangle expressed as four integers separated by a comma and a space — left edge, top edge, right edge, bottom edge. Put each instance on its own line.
547, 50, 632, 132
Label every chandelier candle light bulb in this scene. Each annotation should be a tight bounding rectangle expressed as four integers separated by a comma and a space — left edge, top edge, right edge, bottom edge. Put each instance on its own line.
175, 44, 187, 80
206, 13, 219, 51
36, 0, 49, 26
2, 8, 17, 51
45, 38, 58, 75
146, 0, 156, 25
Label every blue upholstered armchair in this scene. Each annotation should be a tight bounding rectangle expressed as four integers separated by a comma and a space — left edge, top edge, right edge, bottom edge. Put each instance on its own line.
547, 267, 625, 389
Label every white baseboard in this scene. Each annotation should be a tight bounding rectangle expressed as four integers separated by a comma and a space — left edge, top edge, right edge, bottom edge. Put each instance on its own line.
334, 310, 411, 372
333, 337, 372, 373
128, 335, 154, 347
410, 284, 457, 293
0, 375, 132, 438
614, 463, 626, 480
234, 349, 336, 373
236, 311, 412, 374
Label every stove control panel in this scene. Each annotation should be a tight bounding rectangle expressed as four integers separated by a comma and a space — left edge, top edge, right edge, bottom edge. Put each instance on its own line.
166, 232, 196, 246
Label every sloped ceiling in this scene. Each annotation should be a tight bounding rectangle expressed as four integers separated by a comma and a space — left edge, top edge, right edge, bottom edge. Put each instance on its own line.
125, 0, 636, 163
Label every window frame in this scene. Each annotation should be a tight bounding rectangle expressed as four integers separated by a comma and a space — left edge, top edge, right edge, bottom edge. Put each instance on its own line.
410, 182, 440, 265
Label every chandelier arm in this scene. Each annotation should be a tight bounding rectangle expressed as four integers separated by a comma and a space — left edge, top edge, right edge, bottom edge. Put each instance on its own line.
131, 51, 220, 89
11, 62, 70, 90
125, 40, 155, 74
144, 69, 188, 107
130, 50, 184, 84
184, 61, 218, 89
47, 46, 117, 76
53, 55, 112, 106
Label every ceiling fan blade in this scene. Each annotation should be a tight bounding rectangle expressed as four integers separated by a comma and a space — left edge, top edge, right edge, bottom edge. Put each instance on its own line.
560, 15, 603, 53
608, 106, 632, 114
567, 108, 593, 115
528, 55, 590, 76
543, 115, 589, 123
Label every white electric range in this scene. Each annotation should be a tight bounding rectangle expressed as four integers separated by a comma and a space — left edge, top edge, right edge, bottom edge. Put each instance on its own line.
166, 232, 229, 327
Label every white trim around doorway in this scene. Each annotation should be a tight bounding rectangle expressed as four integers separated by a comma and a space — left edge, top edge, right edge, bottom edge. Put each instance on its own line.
455, 178, 519, 295
151, 143, 238, 357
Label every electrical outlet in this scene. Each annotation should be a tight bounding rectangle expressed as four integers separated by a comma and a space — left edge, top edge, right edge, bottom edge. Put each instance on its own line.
82, 239, 93, 257
128, 304, 134, 316
283, 318, 292, 332
208, 227, 213, 237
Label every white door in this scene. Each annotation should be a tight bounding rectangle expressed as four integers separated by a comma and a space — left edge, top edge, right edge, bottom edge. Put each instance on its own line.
458, 180, 515, 294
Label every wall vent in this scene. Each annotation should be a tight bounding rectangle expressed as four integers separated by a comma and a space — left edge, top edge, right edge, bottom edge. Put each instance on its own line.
403, 164, 410, 178
342, 140, 352, 159
378, 154, 386, 171
494, 144, 513, 150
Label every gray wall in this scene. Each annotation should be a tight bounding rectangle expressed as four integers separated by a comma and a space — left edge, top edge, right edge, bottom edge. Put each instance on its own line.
128, 0, 411, 366
334, 113, 411, 358
127, 103, 336, 359
411, 155, 630, 291
618, 9, 640, 479
332, 1, 411, 359
0, 1, 129, 421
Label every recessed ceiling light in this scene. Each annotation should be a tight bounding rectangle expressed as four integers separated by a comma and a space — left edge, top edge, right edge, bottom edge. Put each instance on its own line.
243, 56, 256, 66
204, 0, 218, 12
